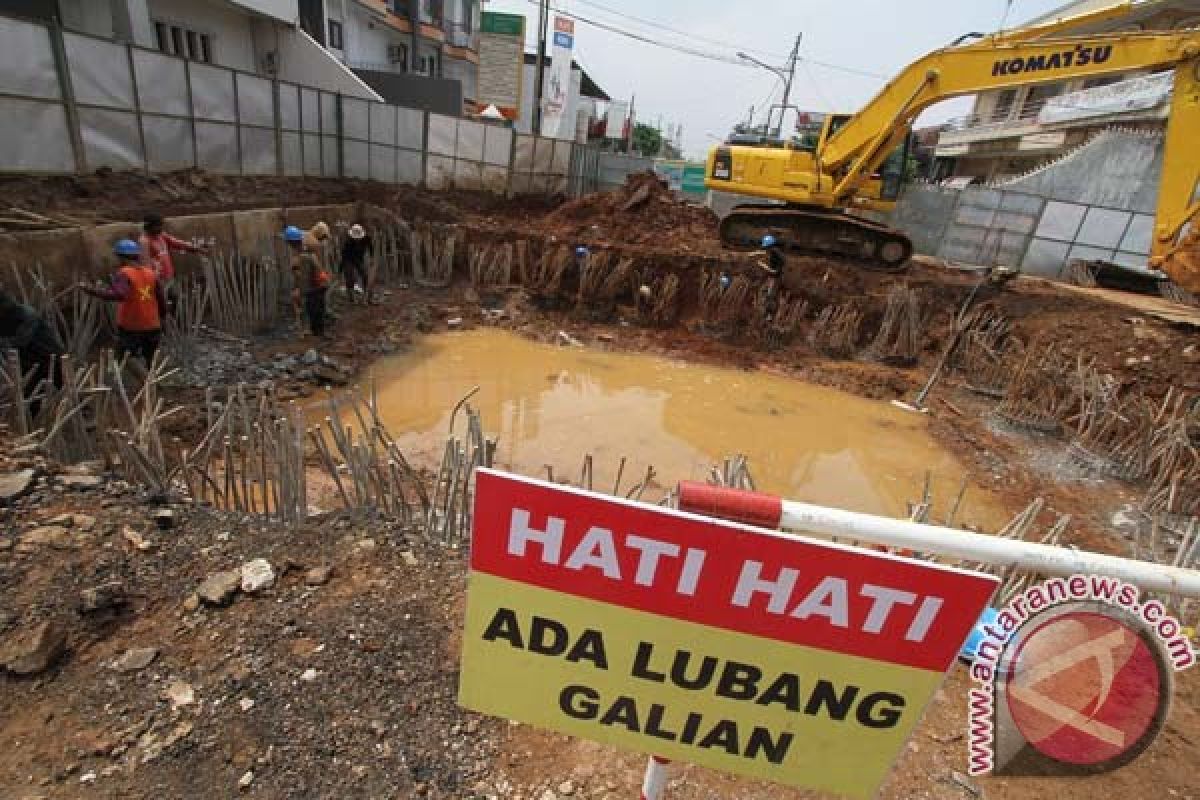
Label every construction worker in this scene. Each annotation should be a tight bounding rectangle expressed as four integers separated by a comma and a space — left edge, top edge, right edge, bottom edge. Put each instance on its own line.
0, 288, 65, 417
80, 239, 169, 367
140, 212, 207, 301
285, 225, 331, 338
757, 234, 785, 320
340, 224, 373, 304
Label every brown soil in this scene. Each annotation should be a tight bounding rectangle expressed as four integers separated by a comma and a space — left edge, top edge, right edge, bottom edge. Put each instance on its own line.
2, 171, 1198, 799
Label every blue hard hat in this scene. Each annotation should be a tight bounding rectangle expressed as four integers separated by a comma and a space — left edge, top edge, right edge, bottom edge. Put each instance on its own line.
959, 606, 1000, 662
575, 246, 590, 257
719, 273, 732, 289
762, 235, 778, 248
114, 238, 141, 257
283, 225, 305, 242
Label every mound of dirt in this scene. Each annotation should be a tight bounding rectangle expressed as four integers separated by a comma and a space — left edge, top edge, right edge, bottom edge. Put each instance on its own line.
542, 172, 722, 253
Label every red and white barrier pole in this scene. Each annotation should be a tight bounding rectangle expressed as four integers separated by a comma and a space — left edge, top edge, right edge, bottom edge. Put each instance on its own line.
639, 756, 671, 800
676, 481, 1200, 598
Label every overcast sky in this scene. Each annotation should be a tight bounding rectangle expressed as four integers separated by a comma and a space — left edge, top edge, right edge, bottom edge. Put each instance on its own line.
480, 0, 1074, 158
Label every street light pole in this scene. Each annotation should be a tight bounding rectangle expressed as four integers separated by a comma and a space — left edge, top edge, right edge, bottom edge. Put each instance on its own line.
533, 0, 549, 135
738, 34, 803, 138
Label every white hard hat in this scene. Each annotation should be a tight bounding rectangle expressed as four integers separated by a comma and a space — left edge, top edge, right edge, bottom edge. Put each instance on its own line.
638, 285, 653, 298
349, 224, 366, 240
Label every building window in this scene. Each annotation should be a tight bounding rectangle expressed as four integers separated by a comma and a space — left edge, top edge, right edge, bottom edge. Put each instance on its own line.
153, 20, 213, 63
389, 0, 412, 15
328, 19, 344, 49
460, 0, 473, 33
1020, 83, 1062, 117
389, 43, 409, 69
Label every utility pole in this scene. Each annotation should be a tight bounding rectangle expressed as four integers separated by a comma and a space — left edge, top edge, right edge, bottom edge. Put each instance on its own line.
777, 34, 806, 137
533, 0, 548, 135
776, 34, 803, 138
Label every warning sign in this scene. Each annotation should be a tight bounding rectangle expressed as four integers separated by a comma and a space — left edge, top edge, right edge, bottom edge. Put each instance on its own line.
459, 470, 998, 798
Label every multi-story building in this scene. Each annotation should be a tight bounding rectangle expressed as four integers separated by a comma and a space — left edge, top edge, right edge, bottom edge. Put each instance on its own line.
933, 0, 1200, 183
298, 0, 481, 113
10, 0, 383, 99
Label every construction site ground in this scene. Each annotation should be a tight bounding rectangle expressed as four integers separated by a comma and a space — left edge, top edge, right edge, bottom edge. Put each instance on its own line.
2, 172, 1198, 799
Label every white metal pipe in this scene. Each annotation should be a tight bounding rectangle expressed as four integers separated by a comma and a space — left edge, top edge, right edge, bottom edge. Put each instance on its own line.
639, 756, 671, 800
676, 482, 1200, 599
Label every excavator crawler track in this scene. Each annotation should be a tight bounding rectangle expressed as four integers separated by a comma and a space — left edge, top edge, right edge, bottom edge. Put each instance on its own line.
720, 205, 914, 275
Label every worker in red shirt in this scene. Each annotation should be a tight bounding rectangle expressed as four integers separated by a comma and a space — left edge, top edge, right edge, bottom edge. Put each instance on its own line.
79, 239, 170, 367
139, 213, 207, 300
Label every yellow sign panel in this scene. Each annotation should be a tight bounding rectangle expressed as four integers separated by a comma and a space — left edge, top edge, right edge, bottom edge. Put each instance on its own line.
461, 573, 943, 798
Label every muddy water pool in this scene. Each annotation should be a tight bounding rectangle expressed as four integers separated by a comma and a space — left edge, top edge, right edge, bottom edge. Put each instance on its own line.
362, 330, 1008, 527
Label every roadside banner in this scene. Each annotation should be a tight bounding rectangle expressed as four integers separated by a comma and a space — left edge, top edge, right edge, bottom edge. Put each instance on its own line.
459, 469, 999, 798
541, 16, 575, 138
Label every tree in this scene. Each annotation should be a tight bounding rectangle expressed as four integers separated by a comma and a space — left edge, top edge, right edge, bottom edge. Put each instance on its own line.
632, 123, 662, 157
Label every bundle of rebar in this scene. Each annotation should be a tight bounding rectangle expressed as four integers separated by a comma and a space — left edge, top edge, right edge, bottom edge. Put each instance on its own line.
103, 352, 183, 497
1160, 279, 1197, 307
714, 275, 752, 331
576, 251, 635, 311
808, 302, 861, 358
308, 384, 429, 524
955, 311, 1015, 397
520, 244, 570, 302
163, 281, 209, 370
708, 454, 756, 491
468, 242, 514, 289
409, 222, 457, 288
993, 342, 1072, 433
1065, 259, 1098, 288
753, 288, 808, 350
1065, 363, 1152, 480
181, 383, 307, 525
866, 285, 923, 365
425, 389, 497, 547
633, 271, 680, 326
202, 251, 282, 337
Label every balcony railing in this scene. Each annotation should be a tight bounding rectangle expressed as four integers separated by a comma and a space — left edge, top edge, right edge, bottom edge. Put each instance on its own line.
941, 72, 1173, 140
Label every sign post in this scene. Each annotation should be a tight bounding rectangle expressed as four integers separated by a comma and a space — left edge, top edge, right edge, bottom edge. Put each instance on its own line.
459, 469, 998, 798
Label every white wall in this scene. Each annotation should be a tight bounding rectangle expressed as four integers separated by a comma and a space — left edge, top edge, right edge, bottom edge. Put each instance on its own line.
148, 0, 260, 71
274, 27, 382, 100
228, 0, 299, 24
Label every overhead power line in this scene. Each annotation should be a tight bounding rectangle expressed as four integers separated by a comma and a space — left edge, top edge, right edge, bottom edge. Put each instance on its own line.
525, 0, 889, 80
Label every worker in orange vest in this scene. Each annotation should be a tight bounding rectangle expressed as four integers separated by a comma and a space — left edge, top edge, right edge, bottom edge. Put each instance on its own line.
79, 239, 169, 366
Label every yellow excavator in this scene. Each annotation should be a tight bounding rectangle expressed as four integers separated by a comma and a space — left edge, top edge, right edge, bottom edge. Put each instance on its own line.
705, 2, 1200, 294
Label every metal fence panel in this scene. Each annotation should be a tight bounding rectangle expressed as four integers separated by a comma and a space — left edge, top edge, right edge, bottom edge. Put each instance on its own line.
196, 121, 239, 173
300, 88, 320, 133
1120, 214, 1155, 254
190, 63, 236, 122
322, 135, 339, 177
282, 131, 303, 175
426, 155, 454, 189
370, 103, 396, 145
66, 34, 134, 108
513, 134, 535, 171
1076, 207, 1131, 249
428, 114, 457, 157
457, 120, 485, 163
482, 165, 508, 193
344, 139, 369, 179
370, 144, 396, 183
484, 126, 512, 166
144, 115, 194, 171
133, 49, 188, 116
1036, 201, 1088, 241
279, 84, 301, 131
398, 150, 422, 185
455, 160, 483, 190
1022, 238, 1072, 277
320, 92, 337, 133
343, 97, 369, 141
398, 107, 424, 150
0, 97, 74, 171
237, 74, 274, 128
0, 17, 60, 99
303, 133, 321, 175
78, 107, 142, 170
240, 126, 276, 175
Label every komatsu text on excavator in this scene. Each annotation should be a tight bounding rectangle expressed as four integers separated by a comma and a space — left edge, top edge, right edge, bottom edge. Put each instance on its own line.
705, 1, 1200, 295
